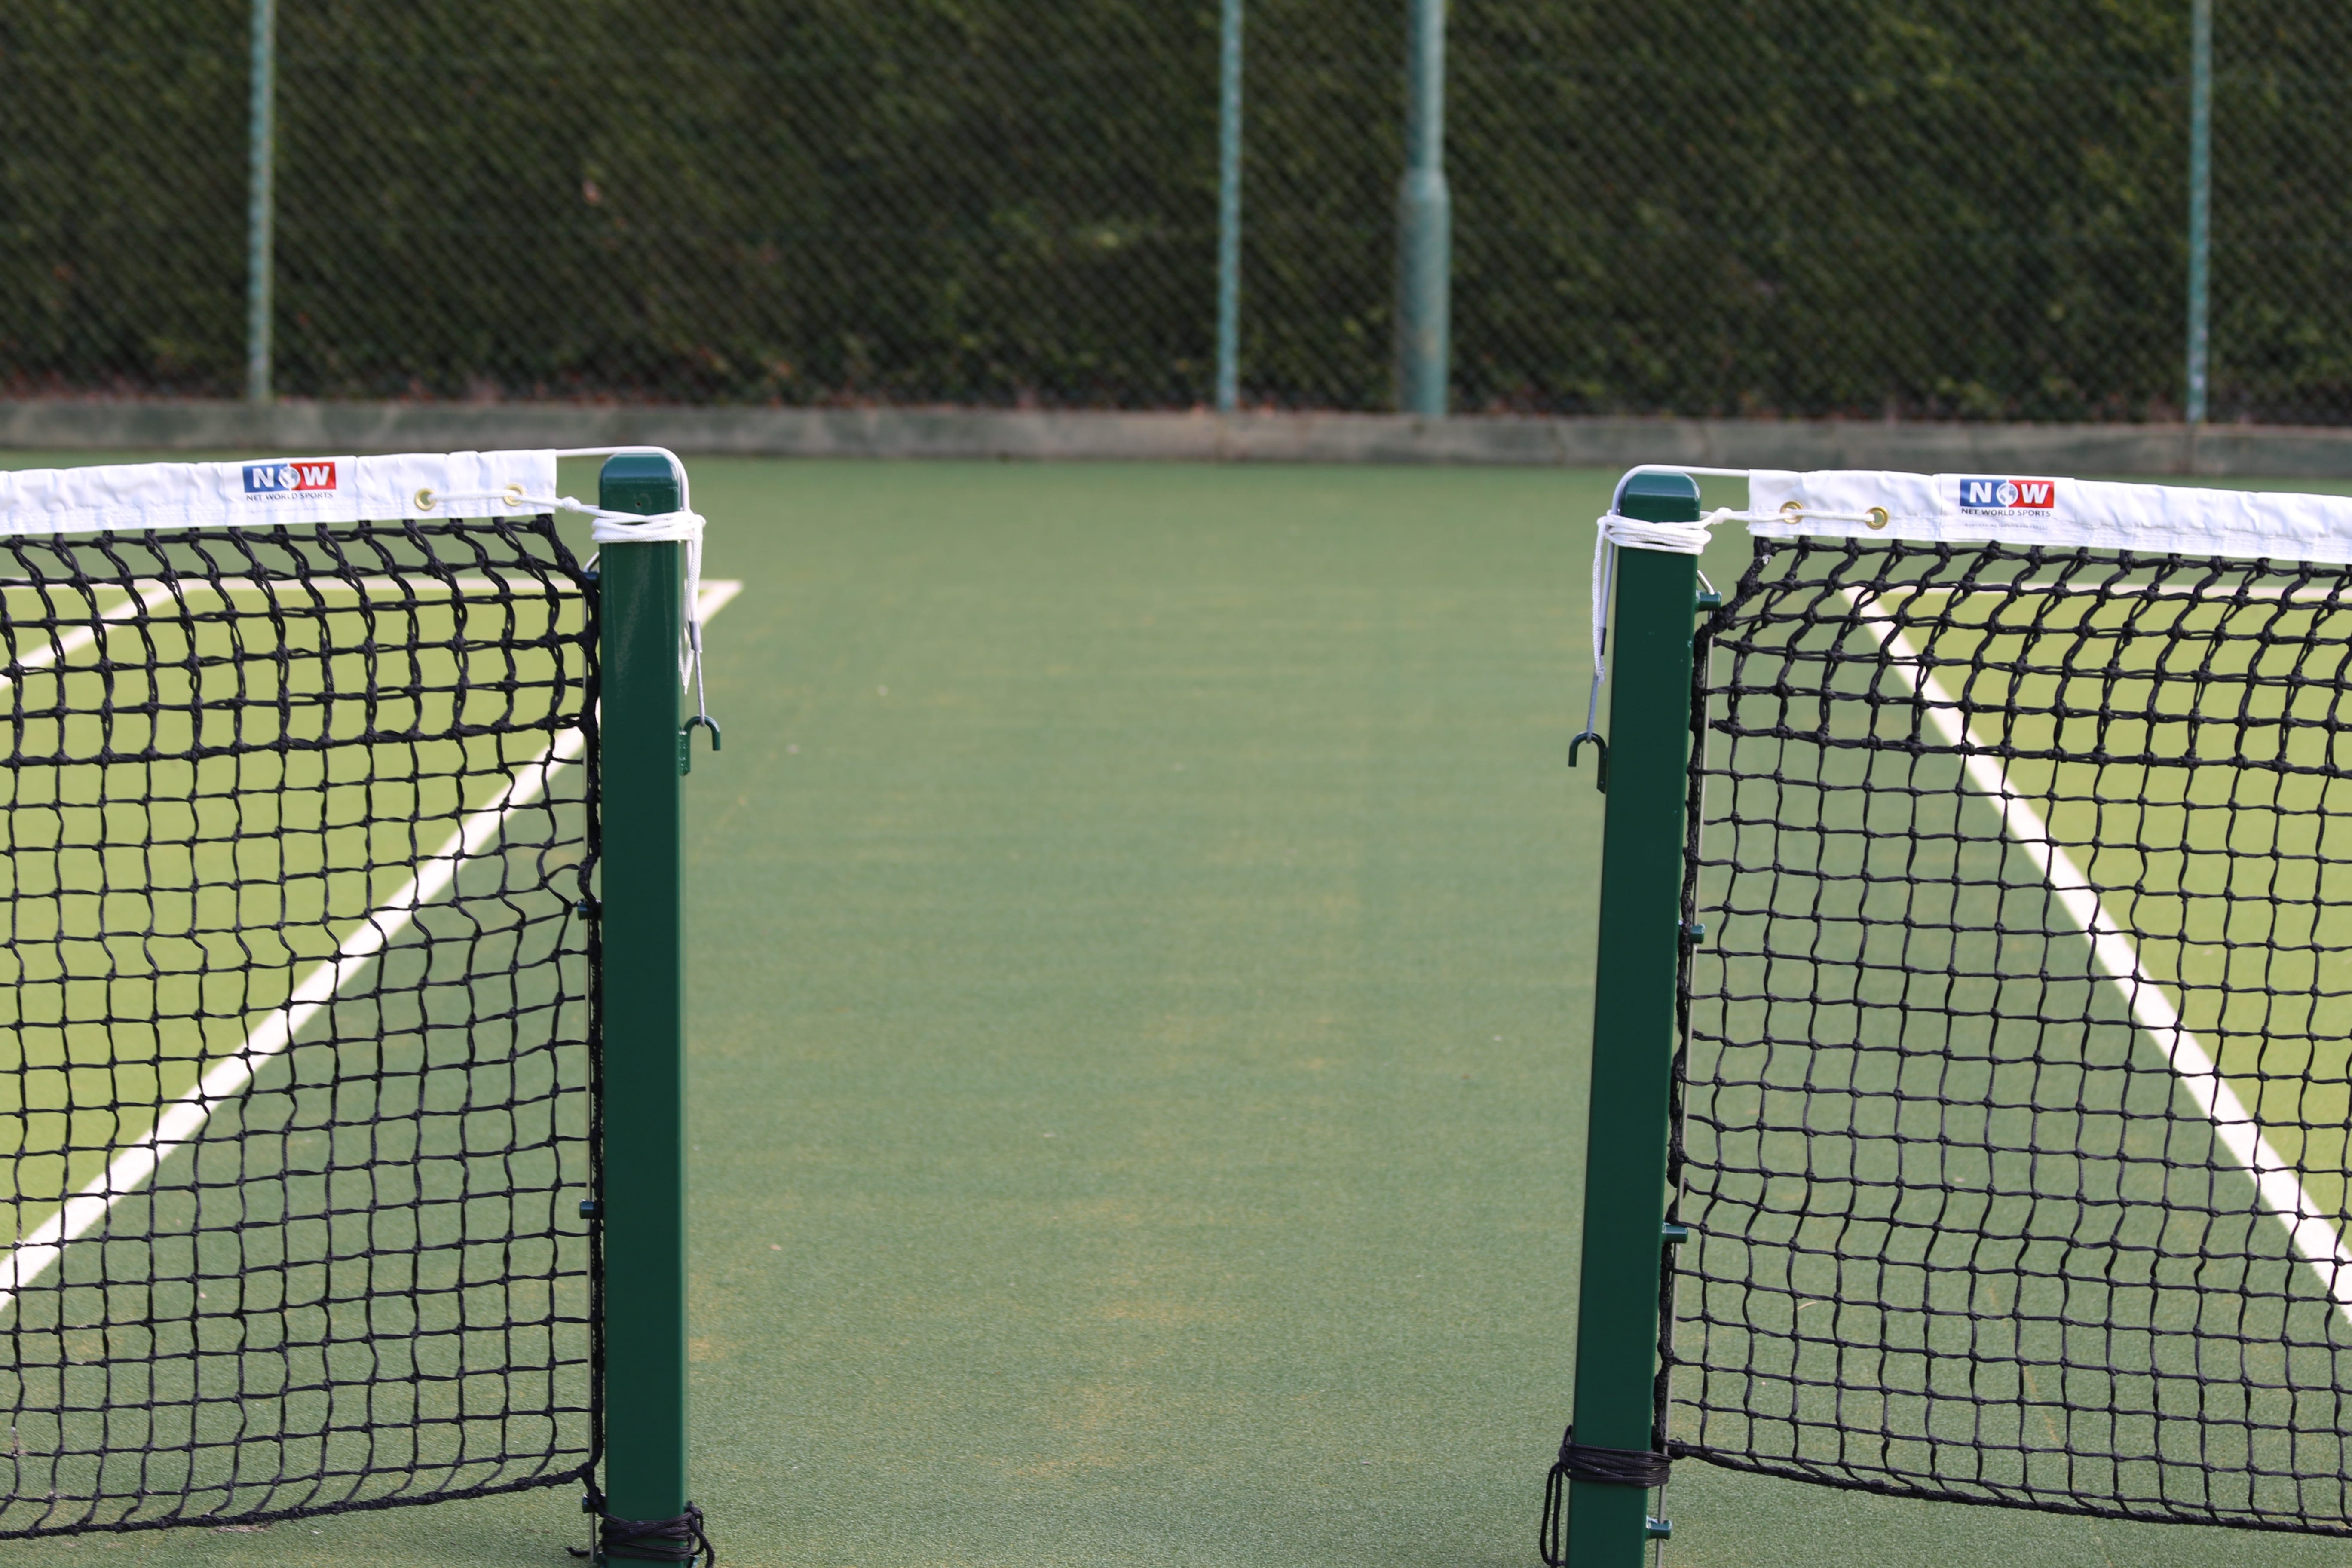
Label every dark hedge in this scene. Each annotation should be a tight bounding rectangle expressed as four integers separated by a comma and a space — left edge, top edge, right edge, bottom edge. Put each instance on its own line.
3, 1, 2346, 417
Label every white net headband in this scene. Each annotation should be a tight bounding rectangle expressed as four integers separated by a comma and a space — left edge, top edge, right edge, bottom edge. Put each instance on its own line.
1734, 468, 2352, 564
0, 450, 559, 535
1579, 463, 2352, 758
0, 447, 712, 697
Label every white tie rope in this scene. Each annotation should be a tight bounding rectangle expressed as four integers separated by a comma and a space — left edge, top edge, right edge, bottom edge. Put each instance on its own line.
1575, 508, 1735, 784
586, 507, 715, 745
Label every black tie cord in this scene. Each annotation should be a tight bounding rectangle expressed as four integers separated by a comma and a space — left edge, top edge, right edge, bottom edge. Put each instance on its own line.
1540, 1426, 1672, 1566
571, 1485, 717, 1565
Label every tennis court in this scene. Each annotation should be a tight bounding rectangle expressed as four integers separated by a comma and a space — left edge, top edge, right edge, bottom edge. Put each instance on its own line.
0, 454, 2349, 1568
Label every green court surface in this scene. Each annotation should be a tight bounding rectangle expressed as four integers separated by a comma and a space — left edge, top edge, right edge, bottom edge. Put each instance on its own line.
0, 455, 2348, 1567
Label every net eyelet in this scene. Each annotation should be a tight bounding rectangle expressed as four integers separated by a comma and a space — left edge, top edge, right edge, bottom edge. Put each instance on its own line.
1780, 501, 1804, 521
1867, 507, 1890, 530
414, 488, 438, 512
503, 483, 526, 508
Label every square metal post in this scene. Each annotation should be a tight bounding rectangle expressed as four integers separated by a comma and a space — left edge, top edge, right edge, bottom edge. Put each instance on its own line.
1562, 473, 1703, 1566
596, 453, 692, 1554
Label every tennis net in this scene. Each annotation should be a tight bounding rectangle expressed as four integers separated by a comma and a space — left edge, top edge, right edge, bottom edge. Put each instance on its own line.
1557, 468, 2352, 1556
0, 452, 606, 1535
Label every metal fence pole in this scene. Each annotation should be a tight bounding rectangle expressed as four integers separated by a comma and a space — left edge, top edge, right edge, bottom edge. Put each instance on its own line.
2187, 0, 2212, 430
245, 0, 276, 404
1215, 0, 1244, 413
597, 454, 693, 1557
1561, 473, 1703, 1568
1394, 0, 1450, 416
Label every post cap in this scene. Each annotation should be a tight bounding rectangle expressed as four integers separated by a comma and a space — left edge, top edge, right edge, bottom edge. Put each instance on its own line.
1615, 469, 1703, 525
600, 452, 681, 514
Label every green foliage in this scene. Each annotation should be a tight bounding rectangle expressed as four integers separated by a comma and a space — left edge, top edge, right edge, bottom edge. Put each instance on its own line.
2, 0, 2346, 417
1449, 0, 2195, 419
270, 0, 1222, 403
0, 1, 246, 395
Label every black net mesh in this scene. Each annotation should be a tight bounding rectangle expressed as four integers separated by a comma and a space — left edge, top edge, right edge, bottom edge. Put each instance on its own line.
1669, 536, 2352, 1533
0, 515, 598, 1534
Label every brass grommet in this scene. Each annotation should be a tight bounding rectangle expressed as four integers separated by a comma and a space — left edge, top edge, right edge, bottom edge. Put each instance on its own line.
1780, 501, 1804, 520
414, 488, 438, 512
1868, 507, 1890, 531
503, 483, 526, 508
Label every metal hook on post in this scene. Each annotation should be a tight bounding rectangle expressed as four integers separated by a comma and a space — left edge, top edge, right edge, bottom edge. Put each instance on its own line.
678, 716, 723, 775
1570, 731, 1609, 793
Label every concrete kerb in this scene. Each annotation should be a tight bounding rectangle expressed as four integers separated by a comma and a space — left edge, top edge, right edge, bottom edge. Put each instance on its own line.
7, 400, 2352, 480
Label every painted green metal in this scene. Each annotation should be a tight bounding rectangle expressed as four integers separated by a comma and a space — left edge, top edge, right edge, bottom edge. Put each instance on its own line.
1562, 471, 1703, 1568
1393, 0, 1450, 416
1215, 0, 1244, 413
2187, 0, 2211, 429
245, 0, 276, 404
597, 453, 692, 1550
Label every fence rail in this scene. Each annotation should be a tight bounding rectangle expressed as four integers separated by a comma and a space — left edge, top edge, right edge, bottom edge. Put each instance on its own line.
4, 1, 2346, 422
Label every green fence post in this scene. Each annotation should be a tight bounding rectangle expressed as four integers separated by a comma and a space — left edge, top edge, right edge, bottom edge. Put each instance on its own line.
1215, 0, 1244, 413
2186, 0, 2212, 436
1562, 472, 1703, 1567
597, 453, 692, 1556
244, 0, 276, 404
1393, 0, 1450, 416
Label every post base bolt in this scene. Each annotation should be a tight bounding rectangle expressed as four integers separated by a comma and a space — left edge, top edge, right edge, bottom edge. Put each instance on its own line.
1645, 1517, 1673, 1540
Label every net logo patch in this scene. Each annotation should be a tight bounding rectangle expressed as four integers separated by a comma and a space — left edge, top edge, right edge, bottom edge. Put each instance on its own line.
1957, 477, 2056, 512
242, 460, 339, 496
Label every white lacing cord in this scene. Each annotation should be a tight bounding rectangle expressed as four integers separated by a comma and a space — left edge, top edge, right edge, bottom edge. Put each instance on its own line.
423, 487, 714, 735
1576, 508, 1743, 778
589, 510, 711, 741
1600, 513, 1719, 557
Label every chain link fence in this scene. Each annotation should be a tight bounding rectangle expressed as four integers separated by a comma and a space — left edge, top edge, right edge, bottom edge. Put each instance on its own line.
4, 1, 2349, 419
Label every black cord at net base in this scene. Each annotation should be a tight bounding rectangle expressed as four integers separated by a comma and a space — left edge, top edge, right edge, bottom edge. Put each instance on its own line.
602, 1506, 715, 1566
1541, 1425, 1673, 1565
570, 1484, 716, 1566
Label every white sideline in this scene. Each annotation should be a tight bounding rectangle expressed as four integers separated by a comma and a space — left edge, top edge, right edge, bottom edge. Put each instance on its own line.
1843, 588, 2352, 1317
0, 578, 744, 1311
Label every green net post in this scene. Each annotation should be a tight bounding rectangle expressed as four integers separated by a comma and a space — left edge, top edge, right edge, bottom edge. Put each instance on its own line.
597, 454, 693, 1554
1562, 473, 1703, 1566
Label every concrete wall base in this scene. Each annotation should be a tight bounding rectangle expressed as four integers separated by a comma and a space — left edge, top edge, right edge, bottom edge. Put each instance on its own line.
5, 401, 2351, 479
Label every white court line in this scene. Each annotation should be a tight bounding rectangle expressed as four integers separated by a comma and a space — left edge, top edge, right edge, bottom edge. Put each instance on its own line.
0, 577, 744, 1310
1843, 588, 2352, 1318
696, 579, 743, 619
